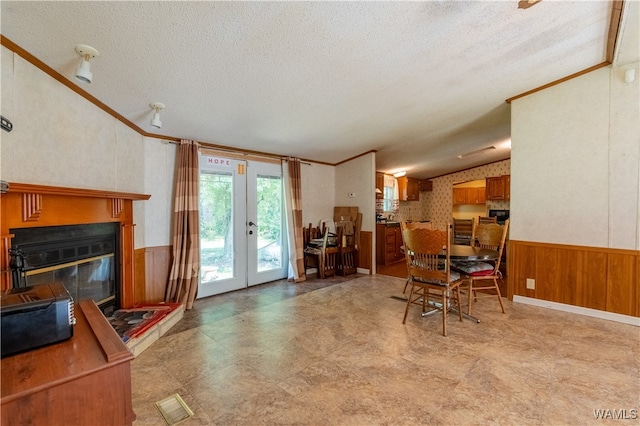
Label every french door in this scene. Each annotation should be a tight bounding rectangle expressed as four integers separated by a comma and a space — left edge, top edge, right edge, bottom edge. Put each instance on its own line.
198, 155, 287, 298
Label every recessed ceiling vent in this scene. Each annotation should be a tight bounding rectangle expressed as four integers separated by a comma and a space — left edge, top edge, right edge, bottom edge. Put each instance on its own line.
457, 146, 496, 159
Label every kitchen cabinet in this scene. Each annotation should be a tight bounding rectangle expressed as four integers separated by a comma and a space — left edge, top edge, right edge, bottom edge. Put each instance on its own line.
375, 172, 384, 199
486, 175, 510, 200
452, 187, 486, 205
376, 223, 404, 265
397, 177, 420, 201
419, 179, 433, 192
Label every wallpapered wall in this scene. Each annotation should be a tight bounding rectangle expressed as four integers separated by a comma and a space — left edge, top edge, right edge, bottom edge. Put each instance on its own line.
396, 159, 511, 230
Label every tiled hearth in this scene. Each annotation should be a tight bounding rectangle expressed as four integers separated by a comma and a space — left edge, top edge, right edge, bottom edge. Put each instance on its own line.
124, 305, 185, 357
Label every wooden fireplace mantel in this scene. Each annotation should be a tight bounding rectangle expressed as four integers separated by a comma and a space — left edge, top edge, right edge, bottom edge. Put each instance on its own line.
4, 182, 151, 201
0, 182, 151, 308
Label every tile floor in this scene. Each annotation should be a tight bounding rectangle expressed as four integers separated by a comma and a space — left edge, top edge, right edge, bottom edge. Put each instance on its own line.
131, 274, 639, 425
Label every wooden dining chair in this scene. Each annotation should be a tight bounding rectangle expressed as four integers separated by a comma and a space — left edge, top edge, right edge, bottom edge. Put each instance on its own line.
455, 219, 509, 315
336, 225, 357, 276
401, 222, 463, 336
303, 227, 339, 279
401, 221, 432, 294
478, 216, 497, 225
452, 218, 473, 245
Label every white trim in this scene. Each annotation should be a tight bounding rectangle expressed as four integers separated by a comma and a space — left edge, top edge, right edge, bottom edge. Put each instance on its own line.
357, 267, 370, 275
513, 296, 640, 326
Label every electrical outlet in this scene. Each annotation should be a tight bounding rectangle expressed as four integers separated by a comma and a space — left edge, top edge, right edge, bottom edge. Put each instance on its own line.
526, 278, 535, 290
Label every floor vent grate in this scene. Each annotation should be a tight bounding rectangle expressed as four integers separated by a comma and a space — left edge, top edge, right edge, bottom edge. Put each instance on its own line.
155, 393, 194, 426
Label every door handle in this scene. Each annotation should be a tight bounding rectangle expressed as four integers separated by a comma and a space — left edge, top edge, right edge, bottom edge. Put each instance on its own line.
248, 221, 258, 227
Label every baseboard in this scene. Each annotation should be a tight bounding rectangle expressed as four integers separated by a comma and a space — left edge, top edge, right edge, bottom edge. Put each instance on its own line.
513, 295, 640, 326
357, 267, 370, 275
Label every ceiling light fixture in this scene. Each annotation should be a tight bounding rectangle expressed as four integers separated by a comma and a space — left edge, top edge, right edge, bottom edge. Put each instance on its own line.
457, 146, 496, 159
149, 102, 165, 129
393, 170, 406, 178
74, 44, 99, 83
518, 0, 542, 9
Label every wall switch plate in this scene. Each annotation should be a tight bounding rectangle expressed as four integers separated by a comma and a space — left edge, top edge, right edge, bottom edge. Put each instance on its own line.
526, 278, 535, 290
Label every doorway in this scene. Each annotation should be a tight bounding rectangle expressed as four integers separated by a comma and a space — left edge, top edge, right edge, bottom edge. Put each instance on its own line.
198, 155, 287, 298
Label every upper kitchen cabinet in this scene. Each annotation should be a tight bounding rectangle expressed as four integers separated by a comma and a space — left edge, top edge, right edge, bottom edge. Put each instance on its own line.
452, 186, 486, 205
375, 172, 384, 199
397, 176, 420, 201
419, 179, 433, 192
486, 175, 510, 201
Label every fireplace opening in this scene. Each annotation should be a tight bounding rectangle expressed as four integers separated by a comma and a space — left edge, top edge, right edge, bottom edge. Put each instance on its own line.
9, 223, 120, 316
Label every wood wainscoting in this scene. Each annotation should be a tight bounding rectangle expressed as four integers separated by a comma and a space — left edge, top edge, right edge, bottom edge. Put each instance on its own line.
358, 231, 372, 273
508, 240, 639, 317
134, 245, 172, 303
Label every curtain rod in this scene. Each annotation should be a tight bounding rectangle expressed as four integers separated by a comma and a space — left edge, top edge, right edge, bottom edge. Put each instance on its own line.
161, 139, 311, 165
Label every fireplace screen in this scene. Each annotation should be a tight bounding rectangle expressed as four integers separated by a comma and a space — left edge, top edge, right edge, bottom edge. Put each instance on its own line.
9, 223, 120, 313
24, 254, 115, 306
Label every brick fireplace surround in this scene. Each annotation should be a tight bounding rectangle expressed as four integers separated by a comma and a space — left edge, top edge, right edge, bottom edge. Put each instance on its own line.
0, 182, 150, 308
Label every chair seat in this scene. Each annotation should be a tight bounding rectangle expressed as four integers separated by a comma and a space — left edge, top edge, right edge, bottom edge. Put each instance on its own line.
468, 269, 496, 277
413, 271, 461, 284
452, 261, 494, 274
304, 247, 322, 255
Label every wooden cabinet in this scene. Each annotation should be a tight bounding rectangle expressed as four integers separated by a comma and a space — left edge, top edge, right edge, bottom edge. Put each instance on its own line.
453, 187, 467, 205
419, 179, 433, 192
486, 175, 510, 200
376, 224, 404, 265
1, 300, 136, 426
504, 175, 510, 200
375, 172, 384, 199
467, 186, 487, 204
452, 187, 486, 205
397, 177, 420, 201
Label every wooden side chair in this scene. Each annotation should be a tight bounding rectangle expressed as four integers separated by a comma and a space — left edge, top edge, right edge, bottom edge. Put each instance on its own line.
455, 219, 510, 315
452, 218, 474, 245
303, 227, 339, 279
303, 225, 324, 278
401, 222, 463, 336
478, 216, 497, 225
401, 221, 432, 294
336, 226, 357, 276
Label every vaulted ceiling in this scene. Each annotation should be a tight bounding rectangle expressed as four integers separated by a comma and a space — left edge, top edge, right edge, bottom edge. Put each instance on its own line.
1, 1, 635, 178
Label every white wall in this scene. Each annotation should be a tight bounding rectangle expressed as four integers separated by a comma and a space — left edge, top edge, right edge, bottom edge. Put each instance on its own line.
511, 65, 639, 250
140, 137, 176, 249
301, 162, 335, 228
0, 46, 174, 249
0, 47, 144, 192
334, 152, 376, 233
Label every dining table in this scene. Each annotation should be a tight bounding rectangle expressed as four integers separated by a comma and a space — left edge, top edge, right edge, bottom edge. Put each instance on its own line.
399, 244, 499, 323
401, 244, 499, 261
442, 244, 499, 261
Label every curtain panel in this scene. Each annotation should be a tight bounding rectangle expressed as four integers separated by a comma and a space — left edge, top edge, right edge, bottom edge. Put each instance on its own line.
284, 158, 306, 282
165, 139, 201, 309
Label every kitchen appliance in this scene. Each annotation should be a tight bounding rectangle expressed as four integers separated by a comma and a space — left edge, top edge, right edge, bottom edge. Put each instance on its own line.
488, 209, 510, 225
1, 282, 76, 357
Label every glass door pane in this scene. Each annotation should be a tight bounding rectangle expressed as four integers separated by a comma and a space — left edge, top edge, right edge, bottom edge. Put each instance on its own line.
198, 156, 247, 297
247, 161, 287, 286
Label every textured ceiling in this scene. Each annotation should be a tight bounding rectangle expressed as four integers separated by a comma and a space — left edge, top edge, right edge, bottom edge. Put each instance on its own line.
0, 1, 631, 179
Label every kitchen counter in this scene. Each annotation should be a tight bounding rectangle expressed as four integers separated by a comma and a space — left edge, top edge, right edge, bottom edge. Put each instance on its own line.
377, 221, 400, 227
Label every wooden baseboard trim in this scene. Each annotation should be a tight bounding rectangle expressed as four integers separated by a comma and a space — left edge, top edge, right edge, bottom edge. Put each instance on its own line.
513, 295, 640, 327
